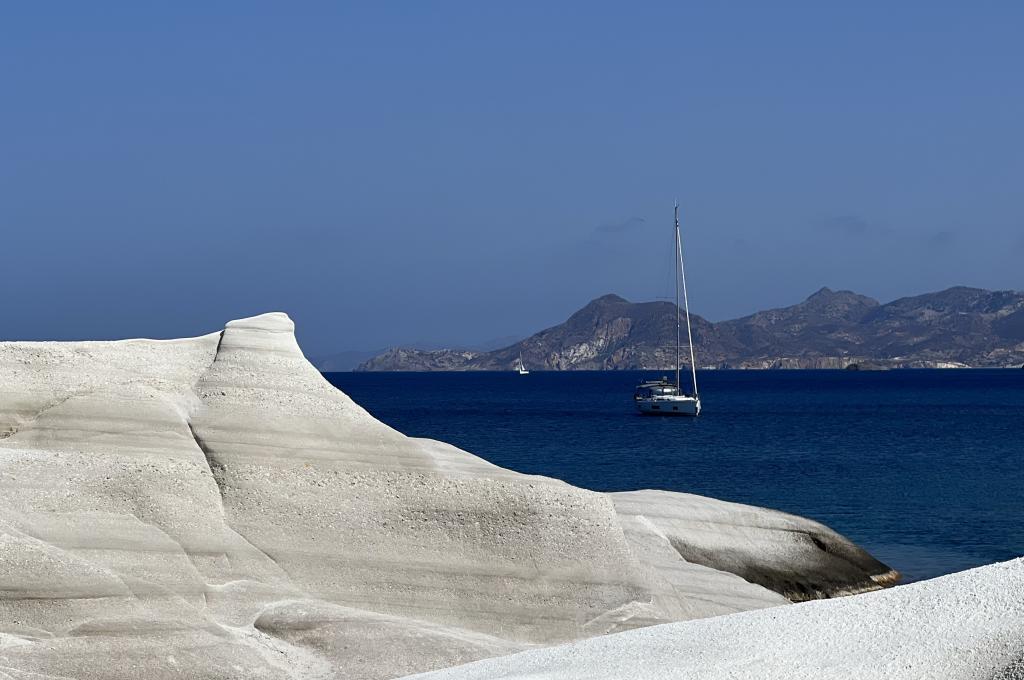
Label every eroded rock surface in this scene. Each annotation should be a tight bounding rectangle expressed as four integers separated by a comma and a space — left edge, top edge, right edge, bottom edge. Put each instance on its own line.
0, 313, 894, 679
405, 559, 1024, 680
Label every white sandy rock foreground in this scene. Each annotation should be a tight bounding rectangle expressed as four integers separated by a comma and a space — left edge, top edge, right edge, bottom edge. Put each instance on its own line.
1, 313, 894, 679
405, 558, 1024, 680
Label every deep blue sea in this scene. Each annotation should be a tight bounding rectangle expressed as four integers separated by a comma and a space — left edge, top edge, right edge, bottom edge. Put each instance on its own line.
324, 369, 1023, 583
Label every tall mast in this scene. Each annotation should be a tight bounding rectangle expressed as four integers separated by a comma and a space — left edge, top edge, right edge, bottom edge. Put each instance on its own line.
676, 205, 699, 397
674, 203, 681, 392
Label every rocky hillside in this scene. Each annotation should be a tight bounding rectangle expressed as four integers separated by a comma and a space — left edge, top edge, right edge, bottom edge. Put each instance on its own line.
354, 286, 1024, 371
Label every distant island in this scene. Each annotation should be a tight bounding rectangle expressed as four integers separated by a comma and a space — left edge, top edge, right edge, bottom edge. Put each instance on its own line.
346, 286, 1024, 371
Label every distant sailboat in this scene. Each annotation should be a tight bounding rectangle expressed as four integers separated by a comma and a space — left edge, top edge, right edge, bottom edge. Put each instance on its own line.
634, 204, 701, 416
516, 352, 529, 375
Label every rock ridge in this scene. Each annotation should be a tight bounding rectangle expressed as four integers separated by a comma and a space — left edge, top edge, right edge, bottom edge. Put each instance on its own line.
353, 286, 1024, 371
1, 313, 896, 679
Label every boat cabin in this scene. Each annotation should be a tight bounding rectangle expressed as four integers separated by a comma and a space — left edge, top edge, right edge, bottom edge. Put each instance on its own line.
634, 378, 690, 400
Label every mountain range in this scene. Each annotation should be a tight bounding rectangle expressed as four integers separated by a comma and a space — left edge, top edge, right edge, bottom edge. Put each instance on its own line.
348, 286, 1024, 371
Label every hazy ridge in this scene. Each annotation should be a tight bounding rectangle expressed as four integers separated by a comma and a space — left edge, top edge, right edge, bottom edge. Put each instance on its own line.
352, 286, 1024, 371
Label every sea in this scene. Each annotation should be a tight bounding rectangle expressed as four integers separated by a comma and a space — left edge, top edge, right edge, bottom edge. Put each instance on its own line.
324, 369, 1024, 583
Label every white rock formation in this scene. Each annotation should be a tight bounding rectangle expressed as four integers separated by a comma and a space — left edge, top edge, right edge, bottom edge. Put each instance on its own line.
404, 558, 1024, 680
0, 313, 895, 679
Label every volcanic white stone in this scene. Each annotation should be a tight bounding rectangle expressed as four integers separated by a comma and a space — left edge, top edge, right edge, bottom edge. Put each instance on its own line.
0, 313, 896, 679
403, 558, 1024, 680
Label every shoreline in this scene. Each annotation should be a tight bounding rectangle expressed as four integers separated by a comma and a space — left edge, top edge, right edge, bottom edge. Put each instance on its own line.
330, 365, 1024, 373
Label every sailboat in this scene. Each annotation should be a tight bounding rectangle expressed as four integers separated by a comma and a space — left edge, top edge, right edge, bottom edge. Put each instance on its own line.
634, 204, 701, 416
516, 352, 529, 375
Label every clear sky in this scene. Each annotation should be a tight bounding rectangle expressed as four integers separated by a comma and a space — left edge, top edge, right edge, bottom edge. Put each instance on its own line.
3, 3, 1022, 355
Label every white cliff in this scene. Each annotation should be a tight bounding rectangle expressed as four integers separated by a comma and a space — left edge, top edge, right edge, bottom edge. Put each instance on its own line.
0, 313, 896, 679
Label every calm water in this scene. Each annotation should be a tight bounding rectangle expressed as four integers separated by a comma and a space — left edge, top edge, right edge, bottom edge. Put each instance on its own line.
325, 369, 1024, 583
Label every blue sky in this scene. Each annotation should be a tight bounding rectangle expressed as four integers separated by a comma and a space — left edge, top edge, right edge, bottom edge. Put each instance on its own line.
3, 3, 1022, 355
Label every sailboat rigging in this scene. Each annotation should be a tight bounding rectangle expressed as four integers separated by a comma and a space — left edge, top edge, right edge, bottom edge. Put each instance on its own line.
516, 351, 529, 375
634, 204, 701, 416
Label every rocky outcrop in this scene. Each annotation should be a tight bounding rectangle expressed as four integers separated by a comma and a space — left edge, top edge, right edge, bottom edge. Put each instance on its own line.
354, 286, 1024, 371
0, 314, 894, 679
405, 558, 1024, 680
612, 491, 897, 602
358, 347, 482, 371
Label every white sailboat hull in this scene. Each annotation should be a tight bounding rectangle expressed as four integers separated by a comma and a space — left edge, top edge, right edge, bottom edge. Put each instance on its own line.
636, 395, 701, 416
